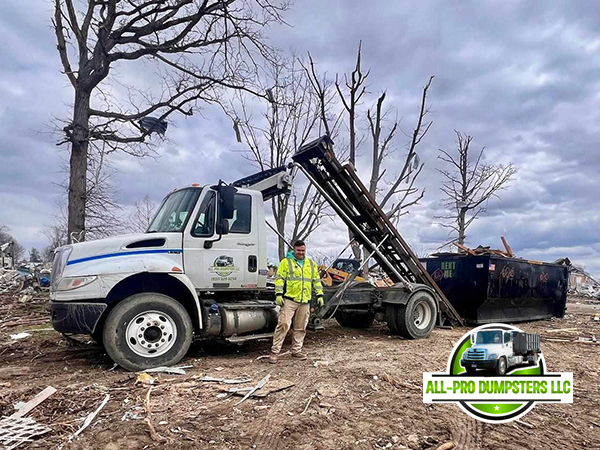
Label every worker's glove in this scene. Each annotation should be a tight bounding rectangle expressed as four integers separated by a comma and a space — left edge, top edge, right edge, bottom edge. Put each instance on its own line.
317, 297, 324, 307
275, 295, 284, 307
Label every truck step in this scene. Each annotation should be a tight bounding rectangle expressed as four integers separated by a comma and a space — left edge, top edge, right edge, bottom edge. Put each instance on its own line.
225, 332, 274, 343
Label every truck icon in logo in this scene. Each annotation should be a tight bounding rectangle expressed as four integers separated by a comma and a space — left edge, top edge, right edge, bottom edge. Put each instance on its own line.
209, 255, 238, 277
460, 329, 541, 376
215, 255, 234, 267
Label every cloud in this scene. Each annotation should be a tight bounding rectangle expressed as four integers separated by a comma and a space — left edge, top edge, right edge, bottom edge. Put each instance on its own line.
0, 1, 597, 279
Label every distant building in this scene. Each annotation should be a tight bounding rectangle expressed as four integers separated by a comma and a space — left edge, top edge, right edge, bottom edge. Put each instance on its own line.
0, 242, 14, 269
569, 272, 588, 288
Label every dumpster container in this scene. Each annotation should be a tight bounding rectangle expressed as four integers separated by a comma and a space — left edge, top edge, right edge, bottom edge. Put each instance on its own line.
419, 255, 567, 324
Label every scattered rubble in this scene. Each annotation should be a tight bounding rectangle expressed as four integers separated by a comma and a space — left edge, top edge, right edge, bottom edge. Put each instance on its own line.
0, 290, 598, 448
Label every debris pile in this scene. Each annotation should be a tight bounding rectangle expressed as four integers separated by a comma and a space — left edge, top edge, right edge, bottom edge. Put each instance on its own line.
0, 270, 23, 293
1, 264, 51, 295
449, 237, 515, 258
555, 257, 600, 300
568, 284, 600, 300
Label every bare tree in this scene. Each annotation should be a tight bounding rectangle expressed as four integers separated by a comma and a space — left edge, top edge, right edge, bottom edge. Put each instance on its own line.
436, 131, 517, 246
335, 41, 369, 166
128, 195, 157, 233
43, 222, 68, 262
57, 142, 124, 242
53, 0, 288, 243
227, 54, 335, 259
299, 52, 342, 140
349, 78, 433, 271
333, 45, 433, 263
84, 145, 125, 239
334, 43, 369, 259
369, 77, 434, 222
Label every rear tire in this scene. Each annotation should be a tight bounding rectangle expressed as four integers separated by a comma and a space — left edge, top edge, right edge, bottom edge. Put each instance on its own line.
335, 310, 375, 328
386, 291, 437, 339
529, 353, 538, 366
103, 293, 193, 371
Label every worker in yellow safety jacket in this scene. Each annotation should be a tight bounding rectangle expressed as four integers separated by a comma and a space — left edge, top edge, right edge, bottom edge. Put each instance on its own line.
269, 240, 324, 363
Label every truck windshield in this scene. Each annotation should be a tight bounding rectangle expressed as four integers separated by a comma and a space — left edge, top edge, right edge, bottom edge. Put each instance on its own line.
147, 188, 201, 233
476, 331, 502, 344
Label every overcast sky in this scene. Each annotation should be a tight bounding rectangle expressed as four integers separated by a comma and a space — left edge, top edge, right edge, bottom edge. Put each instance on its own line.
0, 1, 598, 276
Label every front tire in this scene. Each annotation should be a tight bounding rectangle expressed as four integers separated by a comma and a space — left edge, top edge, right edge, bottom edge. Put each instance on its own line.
103, 293, 193, 372
496, 357, 507, 375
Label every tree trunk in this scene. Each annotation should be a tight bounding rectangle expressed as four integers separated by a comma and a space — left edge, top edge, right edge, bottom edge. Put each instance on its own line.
274, 196, 288, 261
67, 90, 91, 243
457, 208, 466, 245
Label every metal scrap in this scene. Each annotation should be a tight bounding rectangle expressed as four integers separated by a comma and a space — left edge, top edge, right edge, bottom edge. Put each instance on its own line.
196, 376, 252, 384
234, 373, 271, 406
143, 365, 192, 375
71, 394, 110, 439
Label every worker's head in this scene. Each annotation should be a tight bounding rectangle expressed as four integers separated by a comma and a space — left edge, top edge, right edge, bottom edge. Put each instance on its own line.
293, 240, 306, 260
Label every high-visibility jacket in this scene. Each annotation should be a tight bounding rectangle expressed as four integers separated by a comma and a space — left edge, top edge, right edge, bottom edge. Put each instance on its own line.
274, 257, 324, 304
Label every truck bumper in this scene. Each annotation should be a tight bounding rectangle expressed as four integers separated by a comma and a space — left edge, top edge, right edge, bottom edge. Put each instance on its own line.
460, 359, 498, 370
50, 301, 107, 335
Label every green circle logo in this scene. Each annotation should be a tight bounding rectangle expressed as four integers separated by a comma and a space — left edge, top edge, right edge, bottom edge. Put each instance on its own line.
423, 323, 572, 423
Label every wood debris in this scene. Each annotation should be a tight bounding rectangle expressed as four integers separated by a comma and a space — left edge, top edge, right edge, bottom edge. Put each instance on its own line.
434, 442, 456, 450
381, 372, 420, 391
144, 387, 167, 443
11, 387, 57, 419
301, 392, 317, 415
0, 367, 30, 379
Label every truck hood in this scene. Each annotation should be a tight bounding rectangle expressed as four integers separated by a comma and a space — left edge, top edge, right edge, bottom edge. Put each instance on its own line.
470, 344, 503, 352
65, 233, 183, 265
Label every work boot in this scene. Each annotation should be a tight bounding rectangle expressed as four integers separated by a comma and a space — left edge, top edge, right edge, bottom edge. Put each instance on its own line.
292, 352, 307, 360
268, 353, 278, 364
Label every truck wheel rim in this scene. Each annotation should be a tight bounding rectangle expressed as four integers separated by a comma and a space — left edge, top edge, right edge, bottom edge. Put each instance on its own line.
500, 359, 505, 372
413, 300, 432, 330
125, 310, 177, 357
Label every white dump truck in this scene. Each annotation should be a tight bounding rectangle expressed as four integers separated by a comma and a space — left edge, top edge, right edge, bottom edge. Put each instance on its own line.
460, 329, 541, 375
50, 136, 463, 371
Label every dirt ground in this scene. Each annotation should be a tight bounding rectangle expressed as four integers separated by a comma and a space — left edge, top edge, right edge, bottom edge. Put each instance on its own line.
1, 293, 599, 450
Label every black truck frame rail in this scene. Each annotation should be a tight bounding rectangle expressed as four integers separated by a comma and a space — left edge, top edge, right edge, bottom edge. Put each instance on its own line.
292, 136, 464, 326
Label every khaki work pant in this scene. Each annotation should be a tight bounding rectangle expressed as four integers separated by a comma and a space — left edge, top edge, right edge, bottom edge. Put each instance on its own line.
271, 300, 310, 354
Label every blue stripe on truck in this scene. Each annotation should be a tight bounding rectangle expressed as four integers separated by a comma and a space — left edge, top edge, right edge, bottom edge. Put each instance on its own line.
67, 249, 182, 266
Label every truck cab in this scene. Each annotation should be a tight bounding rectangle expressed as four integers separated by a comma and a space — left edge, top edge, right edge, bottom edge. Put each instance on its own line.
50, 179, 279, 371
460, 329, 540, 375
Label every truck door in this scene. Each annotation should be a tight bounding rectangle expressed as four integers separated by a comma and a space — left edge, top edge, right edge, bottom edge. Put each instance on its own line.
183, 189, 257, 290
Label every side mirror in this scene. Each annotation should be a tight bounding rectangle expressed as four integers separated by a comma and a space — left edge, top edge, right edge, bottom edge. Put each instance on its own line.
216, 218, 230, 236
218, 184, 235, 220
471, 333, 476, 344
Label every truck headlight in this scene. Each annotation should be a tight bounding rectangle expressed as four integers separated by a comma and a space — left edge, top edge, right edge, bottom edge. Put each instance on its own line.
57, 276, 97, 291
51, 246, 73, 292
487, 353, 499, 359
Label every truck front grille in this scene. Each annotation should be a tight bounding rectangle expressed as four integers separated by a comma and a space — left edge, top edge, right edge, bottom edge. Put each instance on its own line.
465, 349, 485, 361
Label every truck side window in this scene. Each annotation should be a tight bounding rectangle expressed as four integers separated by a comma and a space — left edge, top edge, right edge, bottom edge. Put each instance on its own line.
192, 191, 216, 237
504, 333, 510, 343
228, 194, 252, 234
